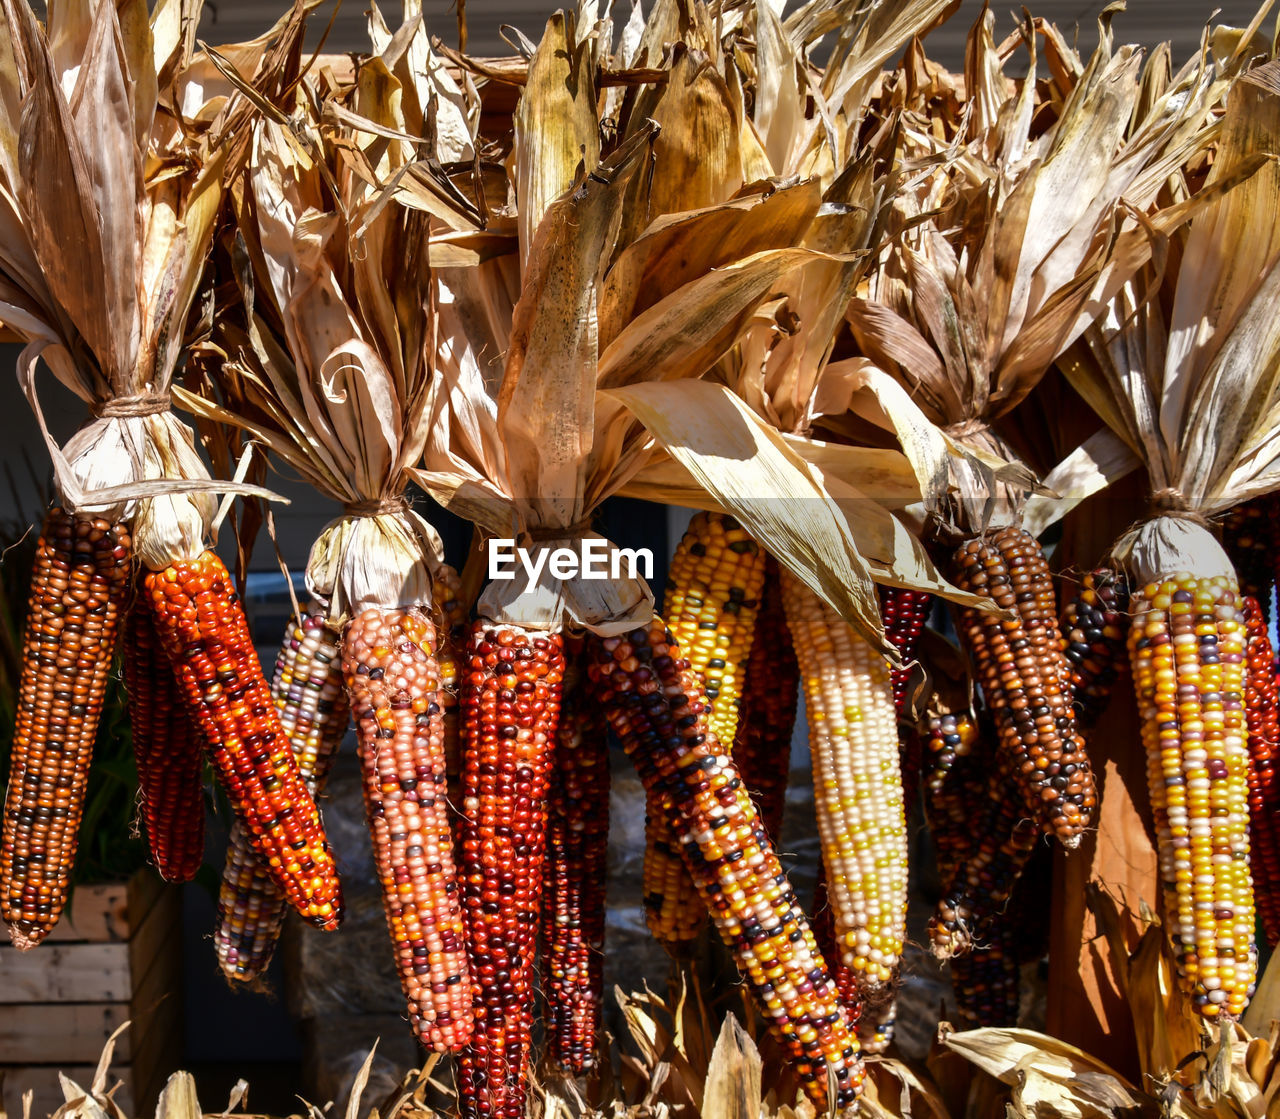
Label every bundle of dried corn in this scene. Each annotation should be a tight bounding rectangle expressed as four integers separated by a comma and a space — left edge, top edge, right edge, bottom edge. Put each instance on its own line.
604, 0, 1001, 1048
408, 1, 956, 1101
1047, 60, 1280, 1022
822, 15, 1236, 973
0, 0, 343, 946
179, 6, 482, 1040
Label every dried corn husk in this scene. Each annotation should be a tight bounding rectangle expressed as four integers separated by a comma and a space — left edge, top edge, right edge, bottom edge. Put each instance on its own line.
601, 3, 990, 639
0, 0, 311, 560
180, 7, 483, 618
839, 11, 1232, 538
1053, 60, 1280, 578
411, 2, 942, 645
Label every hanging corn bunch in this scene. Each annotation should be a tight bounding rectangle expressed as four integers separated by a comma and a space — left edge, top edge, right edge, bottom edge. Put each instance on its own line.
1048, 60, 1280, 1021
605, 4, 997, 1063
412, 8, 951, 1098
0, 0, 344, 944
843, 13, 1231, 862
179, 16, 485, 1038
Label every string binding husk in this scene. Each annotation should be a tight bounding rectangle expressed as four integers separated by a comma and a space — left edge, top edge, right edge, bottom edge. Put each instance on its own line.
306, 503, 447, 627
19, 350, 282, 561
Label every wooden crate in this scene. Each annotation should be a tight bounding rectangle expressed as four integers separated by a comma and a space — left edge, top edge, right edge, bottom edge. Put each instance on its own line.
0, 871, 183, 1119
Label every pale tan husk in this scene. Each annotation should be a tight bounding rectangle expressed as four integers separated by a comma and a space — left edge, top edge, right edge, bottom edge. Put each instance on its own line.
0, 0, 303, 558
179, 9, 479, 622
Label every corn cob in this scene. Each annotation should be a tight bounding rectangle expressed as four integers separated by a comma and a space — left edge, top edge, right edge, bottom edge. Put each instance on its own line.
588, 619, 863, 1110
881, 588, 931, 818
922, 712, 983, 890
142, 551, 342, 930
431, 564, 468, 819
644, 514, 767, 952
928, 744, 1040, 960
951, 527, 1095, 845
925, 713, 1010, 1015
856, 1000, 896, 1054
1060, 569, 1130, 728
949, 841, 1051, 1027
215, 608, 349, 982
542, 647, 610, 1074
664, 513, 767, 744
880, 587, 932, 718
1223, 502, 1272, 621
811, 861, 857, 1010
343, 607, 471, 1049
949, 922, 1021, 1027
733, 556, 798, 844
1243, 595, 1280, 946
459, 623, 565, 1119
781, 572, 908, 1000
123, 602, 205, 884
1129, 574, 1256, 1019
2, 509, 131, 947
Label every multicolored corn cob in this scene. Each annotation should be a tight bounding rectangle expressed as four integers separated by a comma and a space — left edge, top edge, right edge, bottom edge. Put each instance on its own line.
733, 556, 798, 844
928, 745, 1040, 960
951, 527, 1095, 846
949, 922, 1021, 1027
664, 513, 767, 744
431, 564, 469, 817
1129, 574, 1256, 1019
587, 619, 863, 1110
142, 551, 342, 929
459, 623, 565, 1119
542, 647, 610, 1074
215, 607, 349, 981
781, 573, 908, 1000
1223, 502, 1272, 621
1243, 595, 1280, 946
922, 712, 983, 886
644, 514, 767, 952
856, 1000, 896, 1054
345, 606, 471, 1049
2, 509, 131, 947
880, 587, 932, 718
123, 601, 205, 884
1060, 569, 1130, 728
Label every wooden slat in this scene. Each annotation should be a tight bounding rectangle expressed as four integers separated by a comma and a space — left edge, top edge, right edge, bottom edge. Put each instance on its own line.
0, 1066, 134, 1119
44, 885, 130, 944
0, 1005, 130, 1064
125, 870, 166, 934
0, 943, 130, 1004
127, 885, 180, 995
129, 993, 181, 1118
129, 906, 182, 1045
